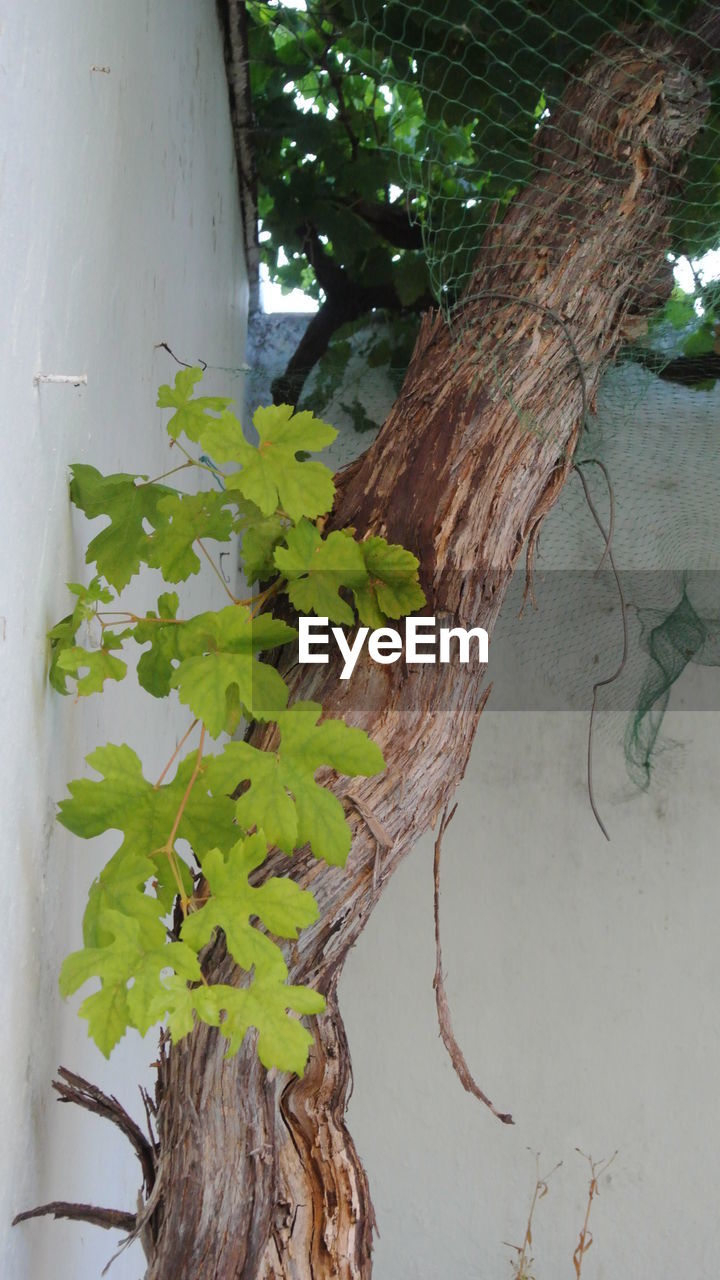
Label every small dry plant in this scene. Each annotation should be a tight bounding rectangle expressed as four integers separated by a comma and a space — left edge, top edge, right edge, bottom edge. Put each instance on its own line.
505, 1152, 562, 1280
505, 1148, 617, 1279
572, 1149, 617, 1278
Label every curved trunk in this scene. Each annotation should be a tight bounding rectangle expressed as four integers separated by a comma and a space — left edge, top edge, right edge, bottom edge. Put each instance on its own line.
145, 28, 711, 1279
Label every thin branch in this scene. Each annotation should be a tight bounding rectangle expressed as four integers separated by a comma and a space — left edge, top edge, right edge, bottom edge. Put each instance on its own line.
578, 457, 615, 574
163, 727, 207, 857
154, 340, 207, 372
433, 804, 514, 1125
154, 718, 200, 789
13, 1202, 136, 1233
319, 48, 360, 161
53, 1068, 156, 1192
340, 197, 425, 250
271, 229, 431, 406
573, 462, 628, 842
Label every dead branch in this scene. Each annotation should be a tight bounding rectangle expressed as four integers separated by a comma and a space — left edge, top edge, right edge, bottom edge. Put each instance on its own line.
53, 1067, 156, 1193
13, 1201, 136, 1233
433, 803, 514, 1125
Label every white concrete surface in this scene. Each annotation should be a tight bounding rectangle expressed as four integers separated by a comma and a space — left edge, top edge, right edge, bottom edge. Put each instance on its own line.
244, 310, 720, 1276
0, 4, 246, 1277
338, 370, 720, 1278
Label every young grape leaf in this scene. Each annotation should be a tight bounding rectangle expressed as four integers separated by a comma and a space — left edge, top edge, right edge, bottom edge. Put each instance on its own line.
223, 404, 336, 521
274, 519, 367, 625
134, 592, 181, 697
352, 536, 426, 627
141, 975, 222, 1043
195, 408, 246, 462
151, 977, 323, 1073
48, 577, 115, 694
58, 742, 238, 862
60, 909, 201, 1056
242, 513, 287, 584
182, 835, 318, 963
212, 979, 325, 1072
55, 643, 127, 695
170, 607, 295, 735
70, 465, 175, 591
146, 489, 235, 582
81, 847, 191, 949
207, 701, 385, 864
157, 367, 232, 442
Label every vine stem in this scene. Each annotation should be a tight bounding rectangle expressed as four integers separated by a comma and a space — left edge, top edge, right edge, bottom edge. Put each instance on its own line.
196, 539, 239, 603
249, 580, 282, 618
573, 461, 628, 842
138, 460, 194, 487
98, 612, 185, 625
158, 725, 207, 910
169, 437, 219, 477
154, 719, 199, 790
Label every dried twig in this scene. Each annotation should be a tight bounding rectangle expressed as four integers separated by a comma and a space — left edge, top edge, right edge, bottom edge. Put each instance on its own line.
573, 1149, 617, 1277
13, 1201, 135, 1233
433, 805, 514, 1124
155, 340, 207, 372
53, 1067, 156, 1193
505, 1152, 562, 1279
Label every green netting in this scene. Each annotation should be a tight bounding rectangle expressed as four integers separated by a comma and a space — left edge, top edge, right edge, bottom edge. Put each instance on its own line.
247, 1, 720, 795
626, 590, 720, 787
346, 0, 720, 308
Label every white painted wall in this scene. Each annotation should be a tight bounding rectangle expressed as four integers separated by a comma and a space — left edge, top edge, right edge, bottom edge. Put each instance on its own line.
339, 371, 720, 1279
0, 5, 246, 1277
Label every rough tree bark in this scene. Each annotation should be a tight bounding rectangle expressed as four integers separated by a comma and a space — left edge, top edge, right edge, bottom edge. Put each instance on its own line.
136, 21, 714, 1279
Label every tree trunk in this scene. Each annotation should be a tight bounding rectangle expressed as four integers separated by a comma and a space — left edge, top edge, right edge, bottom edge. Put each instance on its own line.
144, 27, 712, 1279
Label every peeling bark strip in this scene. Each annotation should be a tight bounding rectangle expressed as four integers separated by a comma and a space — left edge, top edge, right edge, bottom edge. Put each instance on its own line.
12, 1202, 136, 1234
432, 801, 514, 1124
143, 29, 713, 1280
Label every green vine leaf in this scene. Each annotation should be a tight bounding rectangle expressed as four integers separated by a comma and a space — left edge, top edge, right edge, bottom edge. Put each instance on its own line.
52, 387, 419, 1075
152, 976, 324, 1072
241, 512, 287, 584
157, 367, 232, 442
134, 592, 182, 697
224, 403, 337, 521
48, 577, 115, 694
169, 607, 296, 735
208, 701, 385, 864
58, 742, 238, 862
194, 407, 247, 462
175, 835, 323, 1072
182, 834, 318, 959
70, 465, 175, 591
212, 979, 325, 1071
274, 519, 367, 624
146, 490, 235, 582
54, 641, 128, 696
353, 537, 426, 627
81, 848, 188, 950
60, 909, 201, 1056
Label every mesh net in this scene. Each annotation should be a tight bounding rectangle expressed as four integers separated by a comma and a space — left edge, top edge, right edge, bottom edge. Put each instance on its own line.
345, 0, 720, 311
247, 0, 720, 796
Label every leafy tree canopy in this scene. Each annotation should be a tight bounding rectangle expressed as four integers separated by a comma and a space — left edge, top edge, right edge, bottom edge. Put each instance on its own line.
247, 0, 720, 408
